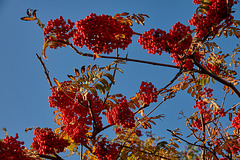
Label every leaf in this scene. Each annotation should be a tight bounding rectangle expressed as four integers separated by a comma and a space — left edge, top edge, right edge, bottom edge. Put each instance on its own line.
104, 73, 115, 84
32, 9, 37, 18
181, 83, 189, 90
67, 75, 75, 81
90, 88, 98, 96
229, 113, 232, 121
115, 33, 126, 40
120, 12, 129, 16
86, 65, 91, 73
54, 78, 61, 87
99, 78, 109, 87
224, 30, 228, 37
26, 9, 32, 17
74, 68, 80, 77
187, 86, 193, 94
171, 142, 179, 148
20, 17, 37, 21
81, 66, 85, 75
212, 42, 221, 49
42, 39, 50, 59
95, 83, 105, 94
25, 127, 35, 133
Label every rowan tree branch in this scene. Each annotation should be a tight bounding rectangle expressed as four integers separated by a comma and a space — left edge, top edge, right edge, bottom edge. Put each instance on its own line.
36, 53, 53, 88
193, 51, 240, 98
167, 129, 218, 160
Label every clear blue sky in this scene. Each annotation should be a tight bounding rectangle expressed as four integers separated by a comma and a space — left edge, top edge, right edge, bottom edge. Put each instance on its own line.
0, 0, 240, 159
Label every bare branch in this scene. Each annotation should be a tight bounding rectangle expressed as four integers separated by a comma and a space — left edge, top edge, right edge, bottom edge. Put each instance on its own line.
36, 53, 53, 88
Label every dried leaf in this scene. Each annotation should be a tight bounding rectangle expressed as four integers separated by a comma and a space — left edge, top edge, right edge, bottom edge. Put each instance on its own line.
104, 73, 115, 84
54, 78, 61, 87
20, 17, 36, 21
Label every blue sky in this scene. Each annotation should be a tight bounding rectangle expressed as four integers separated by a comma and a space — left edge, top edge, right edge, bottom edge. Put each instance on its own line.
0, 0, 240, 159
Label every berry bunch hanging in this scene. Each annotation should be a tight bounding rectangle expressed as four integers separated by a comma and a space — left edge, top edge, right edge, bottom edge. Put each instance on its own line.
189, 0, 237, 39
138, 22, 193, 69
94, 137, 119, 160
0, 134, 30, 160
73, 13, 134, 54
48, 81, 108, 144
43, 16, 76, 49
32, 127, 69, 155
139, 81, 158, 105
106, 97, 135, 129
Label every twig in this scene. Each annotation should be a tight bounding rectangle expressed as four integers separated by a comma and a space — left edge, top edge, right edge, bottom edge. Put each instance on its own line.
167, 129, 218, 160
36, 53, 53, 88
68, 43, 180, 69
193, 51, 240, 99
121, 145, 171, 160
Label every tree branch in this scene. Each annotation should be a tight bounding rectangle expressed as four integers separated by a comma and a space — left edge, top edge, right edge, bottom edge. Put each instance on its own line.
193, 51, 240, 98
36, 53, 53, 88
167, 129, 218, 160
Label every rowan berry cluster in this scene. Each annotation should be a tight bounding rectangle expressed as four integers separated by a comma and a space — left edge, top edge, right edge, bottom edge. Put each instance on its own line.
73, 13, 133, 54
106, 97, 135, 129
214, 108, 227, 117
138, 28, 168, 55
232, 113, 240, 129
32, 127, 69, 155
192, 100, 213, 130
139, 81, 158, 105
94, 137, 119, 160
189, 0, 237, 39
49, 81, 108, 145
206, 63, 221, 74
43, 16, 76, 48
0, 133, 30, 160
138, 22, 193, 69
203, 87, 213, 98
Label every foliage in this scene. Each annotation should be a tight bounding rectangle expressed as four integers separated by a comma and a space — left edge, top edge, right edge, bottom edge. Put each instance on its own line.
1, 0, 240, 159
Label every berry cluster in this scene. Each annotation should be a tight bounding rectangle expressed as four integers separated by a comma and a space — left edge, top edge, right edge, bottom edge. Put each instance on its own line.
206, 63, 221, 75
43, 16, 76, 49
214, 108, 227, 117
203, 87, 213, 98
192, 100, 212, 130
106, 97, 135, 129
139, 81, 158, 105
138, 22, 193, 69
232, 113, 240, 129
0, 133, 30, 160
192, 118, 202, 130
32, 127, 69, 155
138, 28, 168, 55
73, 13, 133, 54
189, 0, 237, 39
49, 81, 108, 145
94, 137, 119, 160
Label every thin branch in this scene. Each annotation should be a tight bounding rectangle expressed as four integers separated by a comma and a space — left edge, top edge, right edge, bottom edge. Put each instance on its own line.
167, 129, 219, 160
193, 51, 240, 98
121, 145, 171, 160
68, 43, 180, 69
36, 53, 53, 88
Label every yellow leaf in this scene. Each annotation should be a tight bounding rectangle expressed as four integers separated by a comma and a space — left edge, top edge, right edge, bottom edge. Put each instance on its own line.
20, 16, 37, 21
54, 78, 61, 87
115, 33, 126, 40
42, 39, 50, 60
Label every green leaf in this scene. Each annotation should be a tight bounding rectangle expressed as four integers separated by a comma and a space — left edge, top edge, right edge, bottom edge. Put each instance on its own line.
211, 77, 215, 84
